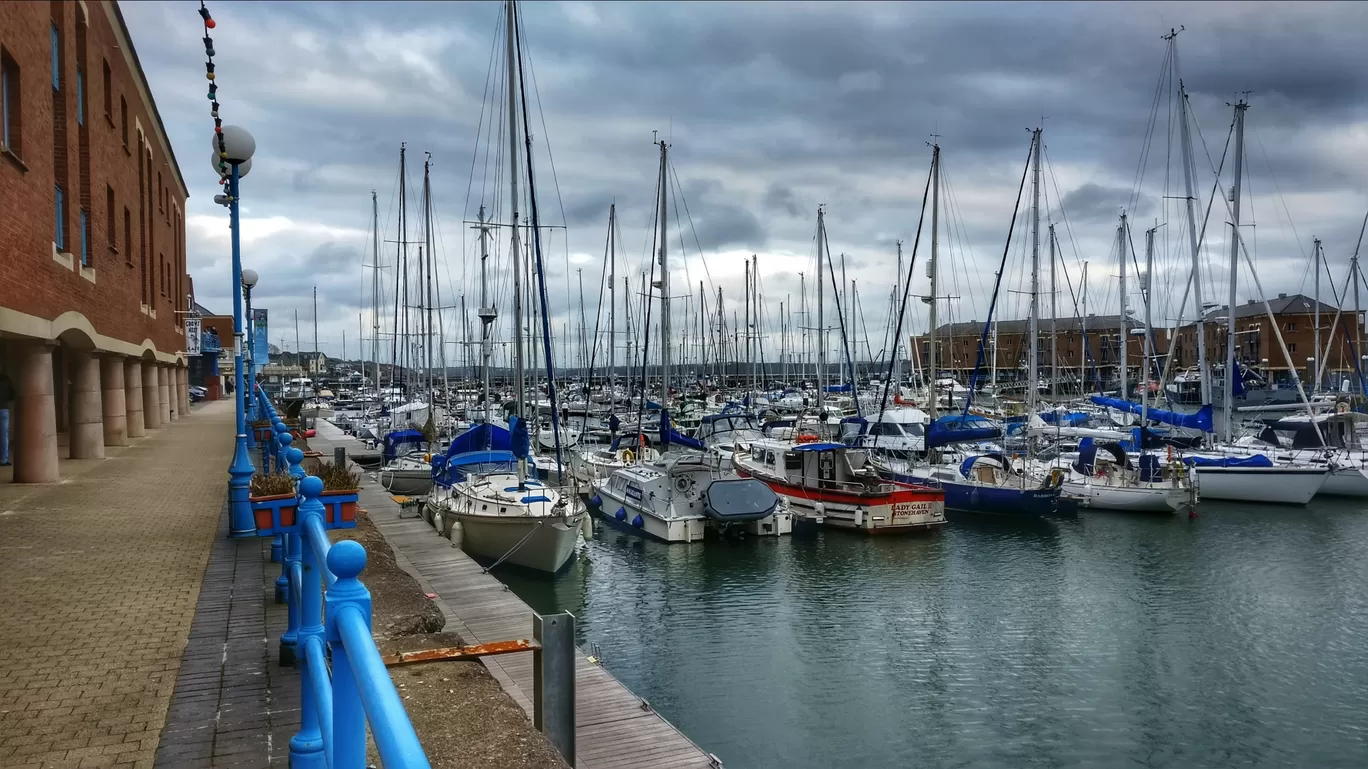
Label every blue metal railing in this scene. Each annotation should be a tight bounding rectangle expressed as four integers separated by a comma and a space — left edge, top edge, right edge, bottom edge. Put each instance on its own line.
254, 388, 432, 769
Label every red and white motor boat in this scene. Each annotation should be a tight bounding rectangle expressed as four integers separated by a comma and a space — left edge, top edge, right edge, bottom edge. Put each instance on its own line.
733, 436, 946, 533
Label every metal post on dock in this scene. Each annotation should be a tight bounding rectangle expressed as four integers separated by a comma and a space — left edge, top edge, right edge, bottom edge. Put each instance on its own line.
334, 446, 347, 468
290, 476, 328, 767
533, 612, 576, 764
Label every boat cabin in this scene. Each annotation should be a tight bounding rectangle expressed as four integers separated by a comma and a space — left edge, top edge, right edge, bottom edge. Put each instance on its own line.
745, 438, 882, 493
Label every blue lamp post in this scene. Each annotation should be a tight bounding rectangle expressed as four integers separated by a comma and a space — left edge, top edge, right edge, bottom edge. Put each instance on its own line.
242, 268, 259, 435
218, 126, 258, 539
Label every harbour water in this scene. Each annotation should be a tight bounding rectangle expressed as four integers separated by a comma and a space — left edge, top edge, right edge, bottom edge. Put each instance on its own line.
500, 502, 1368, 769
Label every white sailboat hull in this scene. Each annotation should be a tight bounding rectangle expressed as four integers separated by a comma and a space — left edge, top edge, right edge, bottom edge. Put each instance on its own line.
1062, 479, 1193, 513
1319, 465, 1368, 497
1192, 466, 1327, 505
453, 511, 583, 573
592, 484, 706, 543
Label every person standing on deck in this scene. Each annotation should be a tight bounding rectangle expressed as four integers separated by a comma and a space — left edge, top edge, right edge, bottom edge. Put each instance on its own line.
0, 365, 14, 467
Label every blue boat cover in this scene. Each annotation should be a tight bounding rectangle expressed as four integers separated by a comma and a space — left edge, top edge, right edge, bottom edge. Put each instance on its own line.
433, 450, 519, 486
1091, 397, 1214, 433
383, 429, 426, 462
1138, 453, 1163, 482
790, 441, 847, 452
1041, 411, 1089, 426
510, 416, 530, 460
1182, 454, 1273, 468
927, 414, 1002, 448
824, 383, 853, 393
1232, 361, 1247, 397
959, 452, 1010, 479
659, 410, 706, 451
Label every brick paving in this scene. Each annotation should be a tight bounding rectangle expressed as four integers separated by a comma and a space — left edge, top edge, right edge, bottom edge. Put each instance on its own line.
0, 401, 237, 769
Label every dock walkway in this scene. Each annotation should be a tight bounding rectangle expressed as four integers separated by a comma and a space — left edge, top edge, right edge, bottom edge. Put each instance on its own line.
312, 421, 718, 769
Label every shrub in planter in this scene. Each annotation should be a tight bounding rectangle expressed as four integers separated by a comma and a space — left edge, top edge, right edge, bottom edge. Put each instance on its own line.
250, 472, 298, 533
310, 461, 361, 526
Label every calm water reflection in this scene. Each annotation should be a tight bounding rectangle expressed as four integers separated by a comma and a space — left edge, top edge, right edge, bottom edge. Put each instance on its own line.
499, 502, 1368, 768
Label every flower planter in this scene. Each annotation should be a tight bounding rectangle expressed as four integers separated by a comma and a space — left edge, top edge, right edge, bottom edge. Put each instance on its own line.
250, 492, 299, 536
320, 490, 359, 529
252, 424, 275, 443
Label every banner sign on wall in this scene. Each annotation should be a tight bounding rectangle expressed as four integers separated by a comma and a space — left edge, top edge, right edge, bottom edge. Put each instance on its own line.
252, 309, 269, 367
185, 317, 202, 355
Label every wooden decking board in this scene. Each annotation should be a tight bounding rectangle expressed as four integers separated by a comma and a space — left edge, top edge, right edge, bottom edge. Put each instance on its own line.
310, 422, 716, 769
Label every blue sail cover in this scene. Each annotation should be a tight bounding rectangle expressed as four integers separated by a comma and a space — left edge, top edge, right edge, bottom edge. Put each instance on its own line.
509, 416, 531, 461
659, 410, 706, 451
1090, 397, 1214, 433
1232, 361, 1247, 397
1182, 454, 1273, 468
382, 429, 425, 462
442, 422, 513, 458
432, 450, 519, 486
824, 383, 853, 393
927, 414, 1002, 449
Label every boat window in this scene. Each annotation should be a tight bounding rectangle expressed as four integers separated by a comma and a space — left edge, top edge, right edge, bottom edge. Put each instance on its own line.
765, 451, 776, 465
902, 423, 925, 437
869, 422, 904, 436
784, 452, 802, 470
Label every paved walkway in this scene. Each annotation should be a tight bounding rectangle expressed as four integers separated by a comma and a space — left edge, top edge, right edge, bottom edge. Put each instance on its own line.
0, 401, 234, 769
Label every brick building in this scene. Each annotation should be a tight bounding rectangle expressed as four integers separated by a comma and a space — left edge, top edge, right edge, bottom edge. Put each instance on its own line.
911, 315, 1170, 384
1172, 293, 1363, 379
1, 1, 191, 483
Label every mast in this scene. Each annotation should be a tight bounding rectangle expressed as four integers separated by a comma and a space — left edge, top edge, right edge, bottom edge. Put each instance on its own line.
1049, 223, 1057, 400
1143, 226, 1156, 429
1171, 29, 1212, 407
815, 208, 827, 413
577, 268, 587, 374
1118, 214, 1128, 403
1313, 237, 1321, 393
505, 0, 526, 482
894, 241, 903, 386
423, 155, 435, 404
1081, 261, 1089, 390
1224, 99, 1248, 441
608, 204, 616, 390
313, 286, 319, 359
399, 145, 409, 395
371, 191, 381, 397
928, 143, 940, 420
840, 252, 848, 386
744, 258, 752, 392
1028, 127, 1041, 420
655, 138, 671, 407
476, 205, 495, 419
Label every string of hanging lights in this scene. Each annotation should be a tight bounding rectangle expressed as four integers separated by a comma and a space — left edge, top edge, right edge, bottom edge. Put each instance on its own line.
199, 2, 233, 201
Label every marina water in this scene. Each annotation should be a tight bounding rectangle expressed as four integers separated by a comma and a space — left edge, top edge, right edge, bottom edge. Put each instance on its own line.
500, 502, 1368, 768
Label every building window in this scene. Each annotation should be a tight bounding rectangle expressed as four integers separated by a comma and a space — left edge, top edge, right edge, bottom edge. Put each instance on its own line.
55, 185, 65, 250
123, 207, 132, 265
158, 171, 163, 212
106, 185, 116, 249
101, 59, 111, 118
0, 50, 17, 155
1284, 322, 1296, 332
76, 69, 84, 125
79, 208, 89, 266
51, 24, 60, 90
1288, 343, 1297, 353
119, 96, 127, 148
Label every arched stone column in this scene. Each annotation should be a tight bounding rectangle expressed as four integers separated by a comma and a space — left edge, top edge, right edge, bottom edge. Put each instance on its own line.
101, 356, 129, 447
125, 359, 146, 439
69, 350, 105, 460
142, 361, 162, 430
12, 343, 59, 483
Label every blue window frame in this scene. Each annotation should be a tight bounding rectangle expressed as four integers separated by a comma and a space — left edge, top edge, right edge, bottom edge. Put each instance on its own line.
76, 69, 84, 125
55, 185, 64, 249
51, 25, 59, 90
80, 208, 89, 266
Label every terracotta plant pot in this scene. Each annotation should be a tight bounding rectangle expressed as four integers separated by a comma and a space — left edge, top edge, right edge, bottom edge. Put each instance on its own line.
302, 450, 324, 475
320, 490, 359, 527
250, 492, 299, 534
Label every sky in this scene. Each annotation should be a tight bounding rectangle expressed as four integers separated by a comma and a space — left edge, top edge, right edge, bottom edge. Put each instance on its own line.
123, 0, 1368, 367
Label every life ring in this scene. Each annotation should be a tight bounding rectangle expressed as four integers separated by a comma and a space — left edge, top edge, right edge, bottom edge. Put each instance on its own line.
1042, 467, 1065, 489
621, 448, 636, 464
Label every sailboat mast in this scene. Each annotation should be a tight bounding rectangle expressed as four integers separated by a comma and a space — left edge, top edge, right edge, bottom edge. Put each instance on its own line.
1313, 238, 1321, 392
1049, 223, 1057, 400
1081, 261, 1088, 389
476, 206, 495, 419
423, 155, 435, 403
608, 204, 616, 389
928, 143, 940, 420
744, 258, 751, 391
655, 139, 671, 407
506, 0, 524, 434
1118, 214, 1128, 403
1171, 30, 1212, 407
815, 208, 827, 413
1143, 226, 1157, 427
1224, 99, 1248, 441
1028, 128, 1041, 418
371, 190, 380, 397
894, 240, 903, 386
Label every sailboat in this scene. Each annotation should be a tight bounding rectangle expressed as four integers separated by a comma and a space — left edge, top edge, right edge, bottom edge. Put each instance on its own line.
442, 0, 587, 573
592, 138, 787, 541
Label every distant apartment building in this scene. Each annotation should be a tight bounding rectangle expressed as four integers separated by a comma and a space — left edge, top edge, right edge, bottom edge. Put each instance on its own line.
1171, 293, 1362, 378
1, 1, 190, 482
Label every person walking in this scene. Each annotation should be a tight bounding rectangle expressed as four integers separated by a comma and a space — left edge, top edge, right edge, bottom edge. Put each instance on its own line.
0, 365, 14, 467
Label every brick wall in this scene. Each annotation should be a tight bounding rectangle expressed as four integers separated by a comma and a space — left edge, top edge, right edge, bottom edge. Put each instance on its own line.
0, 1, 189, 354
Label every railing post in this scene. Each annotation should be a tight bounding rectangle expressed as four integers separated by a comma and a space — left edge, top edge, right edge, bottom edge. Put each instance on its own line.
533, 612, 576, 764
326, 540, 370, 769
290, 475, 327, 768
279, 446, 305, 666
277, 431, 295, 477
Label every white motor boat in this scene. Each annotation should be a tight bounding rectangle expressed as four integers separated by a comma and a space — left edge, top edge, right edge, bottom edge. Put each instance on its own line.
592, 454, 789, 541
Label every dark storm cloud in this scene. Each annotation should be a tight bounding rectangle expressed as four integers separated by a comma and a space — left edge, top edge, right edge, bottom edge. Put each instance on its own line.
122, 0, 1368, 352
